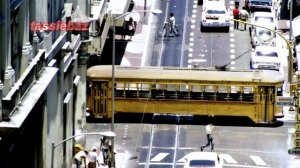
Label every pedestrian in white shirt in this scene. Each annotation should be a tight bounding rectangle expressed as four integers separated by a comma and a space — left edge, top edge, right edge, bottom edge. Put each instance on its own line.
201, 123, 214, 151
74, 150, 88, 168
88, 147, 99, 168
239, 6, 250, 30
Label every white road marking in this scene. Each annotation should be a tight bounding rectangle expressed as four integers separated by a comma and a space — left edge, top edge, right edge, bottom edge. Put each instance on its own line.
150, 153, 169, 162
230, 55, 235, 59
250, 155, 267, 166
230, 49, 235, 53
190, 43, 194, 47
193, 9, 197, 13
192, 14, 197, 18
230, 38, 235, 42
223, 163, 269, 168
190, 32, 194, 36
188, 59, 207, 63
191, 25, 195, 29
220, 154, 238, 164
188, 53, 193, 57
190, 37, 194, 41
193, 4, 197, 8
230, 43, 235, 47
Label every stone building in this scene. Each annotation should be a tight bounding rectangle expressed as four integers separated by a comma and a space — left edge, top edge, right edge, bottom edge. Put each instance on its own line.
0, 0, 132, 167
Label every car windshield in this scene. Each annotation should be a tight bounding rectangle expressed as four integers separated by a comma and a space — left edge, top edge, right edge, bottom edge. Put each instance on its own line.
258, 30, 271, 36
189, 160, 216, 167
207, 10, 226, 14
255, 17, 273, 23
256, 51, 278, 57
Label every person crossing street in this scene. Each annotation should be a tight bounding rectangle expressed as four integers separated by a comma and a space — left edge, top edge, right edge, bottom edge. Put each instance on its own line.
201, 123, 215, 152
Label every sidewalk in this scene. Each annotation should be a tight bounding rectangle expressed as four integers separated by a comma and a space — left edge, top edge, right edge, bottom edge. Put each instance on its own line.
71, 148, 127, 168
120, 0, 154, 66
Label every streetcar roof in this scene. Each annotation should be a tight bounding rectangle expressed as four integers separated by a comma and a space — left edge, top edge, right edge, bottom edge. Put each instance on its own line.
87, 65, 284, 84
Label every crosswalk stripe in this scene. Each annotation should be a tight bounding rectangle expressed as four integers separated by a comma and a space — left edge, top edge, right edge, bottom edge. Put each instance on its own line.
250, 155, 267, 166
220, 154, 238, 164
150, 153, 169, 162
177, 156, 186, 163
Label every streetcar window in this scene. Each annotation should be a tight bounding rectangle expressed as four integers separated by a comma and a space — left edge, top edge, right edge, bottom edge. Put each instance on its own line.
277, 86, 283, 96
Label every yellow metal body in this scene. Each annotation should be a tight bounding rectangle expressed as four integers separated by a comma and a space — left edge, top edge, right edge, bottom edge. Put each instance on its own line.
87, 66, 284, 124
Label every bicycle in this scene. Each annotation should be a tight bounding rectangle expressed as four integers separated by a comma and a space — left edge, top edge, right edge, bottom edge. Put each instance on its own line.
157, 22, 182, 37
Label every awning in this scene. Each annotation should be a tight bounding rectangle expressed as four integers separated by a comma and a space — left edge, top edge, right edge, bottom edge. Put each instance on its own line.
292, 15, 300, 37
277, 20, 290, 30
125, 12, 140, 22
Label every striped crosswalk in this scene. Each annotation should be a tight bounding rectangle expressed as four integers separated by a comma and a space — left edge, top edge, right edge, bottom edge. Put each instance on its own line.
141, 152, 269, 167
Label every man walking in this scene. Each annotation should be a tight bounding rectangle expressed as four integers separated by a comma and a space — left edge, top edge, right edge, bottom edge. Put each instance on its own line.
233, 5, 240, 30
169, 13, 179, 37
74, 150, 88, 168
239, 6, 250, 30
201, 123, 214, 151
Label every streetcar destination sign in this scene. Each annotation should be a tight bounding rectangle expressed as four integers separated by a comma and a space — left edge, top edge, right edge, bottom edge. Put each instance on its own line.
276, 96, 294, 106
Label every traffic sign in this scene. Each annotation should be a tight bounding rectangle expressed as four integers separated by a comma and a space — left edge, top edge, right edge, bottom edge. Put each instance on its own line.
288, 148, 300, 155
276, 96, 294, 106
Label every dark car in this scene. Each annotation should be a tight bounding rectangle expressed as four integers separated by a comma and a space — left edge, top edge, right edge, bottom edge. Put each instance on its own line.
248, 0, 272, 13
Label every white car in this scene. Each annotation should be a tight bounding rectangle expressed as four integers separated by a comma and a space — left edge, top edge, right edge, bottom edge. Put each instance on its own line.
250, 46, 281, 70
250, 12, 276, 29
184, 152, 223, 168
250, 27, 276, 48
200, 3, 230, 32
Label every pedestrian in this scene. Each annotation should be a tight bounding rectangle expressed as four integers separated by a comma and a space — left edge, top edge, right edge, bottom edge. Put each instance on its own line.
239, 6, 250, 30
100, 137, 110, 165
127, 17, 135, 41
74, 150, 88, 168
201, 123, 214, 152
169, 12, 179, 37
88, 146, 99, 168
232, 5, 240, 30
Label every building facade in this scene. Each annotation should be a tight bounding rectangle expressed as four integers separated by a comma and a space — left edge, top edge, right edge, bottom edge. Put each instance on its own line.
0, 0, 131, 167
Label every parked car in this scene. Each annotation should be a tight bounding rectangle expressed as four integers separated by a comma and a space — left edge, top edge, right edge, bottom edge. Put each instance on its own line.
200, 3, 230, 32
248, 0, 272, 13
250, 46, 281, 70
250, 26, 276, 48
184, 152, 223, 168
250, 11, 276, 29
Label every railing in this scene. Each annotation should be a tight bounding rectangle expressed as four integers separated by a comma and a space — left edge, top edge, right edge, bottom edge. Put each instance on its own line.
1, 50, 45, 120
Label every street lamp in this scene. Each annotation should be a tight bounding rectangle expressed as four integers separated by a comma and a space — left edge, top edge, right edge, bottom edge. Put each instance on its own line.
50, 131, 115, 168
110, 9, 162, 168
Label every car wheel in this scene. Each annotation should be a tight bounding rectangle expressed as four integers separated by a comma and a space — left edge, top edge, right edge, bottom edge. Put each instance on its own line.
201, 24, 205, 32
250, 61, 253, 69
224, 26, 229, 32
